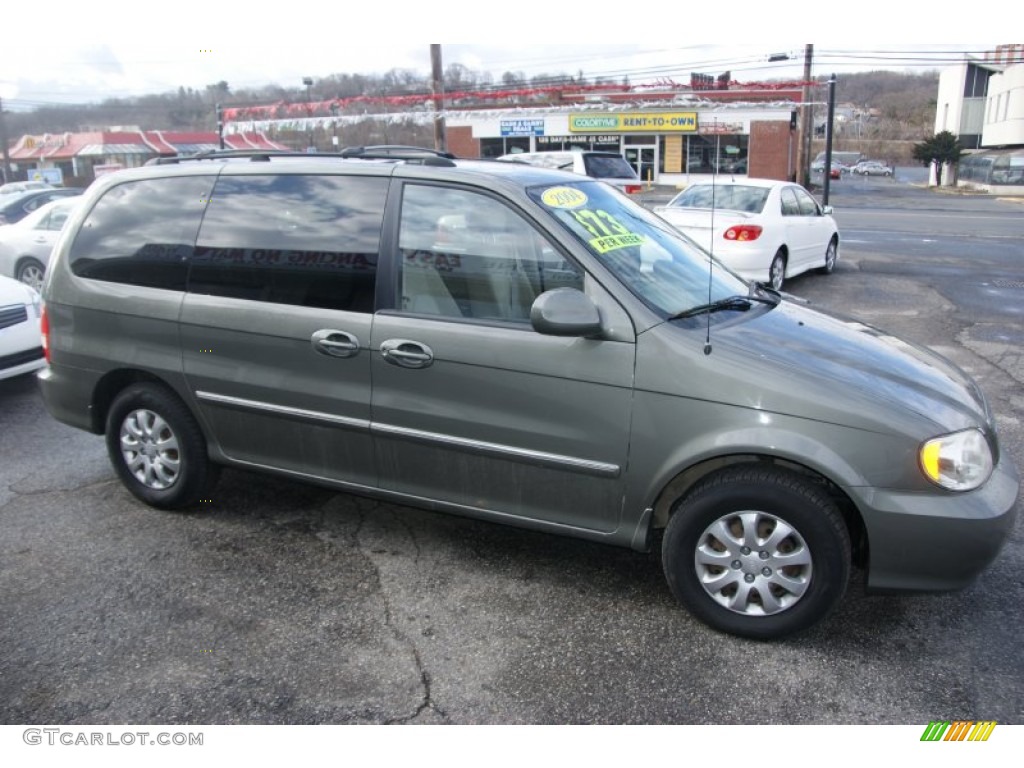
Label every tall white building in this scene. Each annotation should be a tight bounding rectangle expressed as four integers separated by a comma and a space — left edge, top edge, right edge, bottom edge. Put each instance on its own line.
935, 45, 1024, 188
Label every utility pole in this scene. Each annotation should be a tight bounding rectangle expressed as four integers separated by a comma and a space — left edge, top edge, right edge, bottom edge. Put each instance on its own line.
216, 103, 225, 150
823, 74, 837, 206
430, 44, 447, 153
302, 76, 314, 152
795, 44, 813, 189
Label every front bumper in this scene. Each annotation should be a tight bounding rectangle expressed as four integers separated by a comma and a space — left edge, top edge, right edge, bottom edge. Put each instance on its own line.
852, 455, 1020, 593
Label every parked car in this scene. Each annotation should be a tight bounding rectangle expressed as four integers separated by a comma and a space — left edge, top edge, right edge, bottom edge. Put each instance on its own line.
36, 147, 1018, 640
497, 150, 643, 195
852, 161, 893, 176
654, 178, 839, 290
724, 158, 747, 174
811, 159, 850, 178
0, 188, 83, 226
0, 197, 81, 291
0, 274, 46, 381
812, 152, 861, 173
0, 180, 53, 195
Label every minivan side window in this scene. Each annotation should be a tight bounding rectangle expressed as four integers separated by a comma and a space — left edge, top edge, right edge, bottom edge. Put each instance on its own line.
397, 184, 583, 322
190, 174, 388, 312
68, 176, 213, 291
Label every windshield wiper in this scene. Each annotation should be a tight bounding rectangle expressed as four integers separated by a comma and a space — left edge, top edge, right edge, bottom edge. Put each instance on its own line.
670, 288, 777, 321
669, 295, 754, 320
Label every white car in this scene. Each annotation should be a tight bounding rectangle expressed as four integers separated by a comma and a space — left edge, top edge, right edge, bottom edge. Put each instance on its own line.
0, 197, 80, 291
852, 161, 893, 176
497, 150, 643, 195
654, 178, 839, 290
0, 274, 46, 381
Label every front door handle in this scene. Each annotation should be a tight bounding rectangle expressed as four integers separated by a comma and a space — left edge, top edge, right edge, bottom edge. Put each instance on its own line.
311, 329, 360, 358
380, 338, 434, 369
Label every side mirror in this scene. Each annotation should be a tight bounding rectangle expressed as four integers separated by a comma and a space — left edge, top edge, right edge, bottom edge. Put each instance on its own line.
821, 205, 834, 216
530, 288, 603, 338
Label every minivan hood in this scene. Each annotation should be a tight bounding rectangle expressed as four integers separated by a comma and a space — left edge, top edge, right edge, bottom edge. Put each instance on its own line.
642, 298, 991, 436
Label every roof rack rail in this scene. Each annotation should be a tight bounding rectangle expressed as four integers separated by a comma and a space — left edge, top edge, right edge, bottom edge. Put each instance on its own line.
147, 149, 291, 165
339, 144, 456, 160
146, 146, 458, 167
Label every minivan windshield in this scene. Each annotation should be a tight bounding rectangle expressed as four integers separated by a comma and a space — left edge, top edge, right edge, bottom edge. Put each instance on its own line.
529, 181, 750, 316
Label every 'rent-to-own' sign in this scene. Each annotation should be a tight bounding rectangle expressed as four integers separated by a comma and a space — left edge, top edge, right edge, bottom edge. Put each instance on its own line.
569, 112, 698, 133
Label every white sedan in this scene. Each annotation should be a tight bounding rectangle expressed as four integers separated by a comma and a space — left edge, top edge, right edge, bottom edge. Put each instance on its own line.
655, 178, 839, 290
0, 196, 80, 291
0, 274, 46, 382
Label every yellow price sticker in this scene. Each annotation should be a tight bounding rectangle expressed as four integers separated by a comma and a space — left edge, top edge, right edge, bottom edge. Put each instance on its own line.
541, 187, 589, 209
589, 233, 646, 253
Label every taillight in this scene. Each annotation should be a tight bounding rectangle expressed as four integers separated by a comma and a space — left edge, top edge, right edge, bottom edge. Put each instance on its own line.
723, 225, 763, 242
624, 184, 642, 195
40, 304, 50, 363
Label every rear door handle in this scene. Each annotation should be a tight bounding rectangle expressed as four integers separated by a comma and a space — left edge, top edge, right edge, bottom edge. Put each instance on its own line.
380, 339, 434, 369
311, 329, 360, 358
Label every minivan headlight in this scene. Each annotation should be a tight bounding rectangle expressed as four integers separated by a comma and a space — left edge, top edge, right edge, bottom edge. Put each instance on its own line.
919, 429, 993, 491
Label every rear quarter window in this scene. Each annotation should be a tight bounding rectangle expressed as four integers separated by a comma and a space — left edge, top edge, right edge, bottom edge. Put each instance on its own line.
69, 176, 213, 291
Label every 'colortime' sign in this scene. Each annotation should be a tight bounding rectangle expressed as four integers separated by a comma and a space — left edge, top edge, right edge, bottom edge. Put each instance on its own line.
569, 113, 698, 133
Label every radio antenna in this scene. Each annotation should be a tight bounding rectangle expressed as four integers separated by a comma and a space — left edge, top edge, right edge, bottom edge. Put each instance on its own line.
704, 125, 719, 356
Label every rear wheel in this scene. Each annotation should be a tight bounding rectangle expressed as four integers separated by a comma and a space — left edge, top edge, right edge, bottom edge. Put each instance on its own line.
16, 258, 46, 292
818, 239, 838, 275
662, 466, 851, 639
769, 251, 786, 291
105, 383, 219, 509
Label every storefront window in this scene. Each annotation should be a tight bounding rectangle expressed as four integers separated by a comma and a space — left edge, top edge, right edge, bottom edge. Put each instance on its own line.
660, 135, 747, 175
480, 136, 531, 158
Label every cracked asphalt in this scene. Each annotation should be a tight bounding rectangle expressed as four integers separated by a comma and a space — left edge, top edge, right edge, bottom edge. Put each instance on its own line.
2, 175, 1022, 725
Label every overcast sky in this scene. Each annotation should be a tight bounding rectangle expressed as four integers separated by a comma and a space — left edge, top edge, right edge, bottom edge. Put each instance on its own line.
0, 3, 994, 110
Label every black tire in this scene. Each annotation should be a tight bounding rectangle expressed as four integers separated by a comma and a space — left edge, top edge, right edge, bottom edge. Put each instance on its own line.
818, 238, 838, 275
662, 466, 851, 640
16, 258, 46, 292
105, 383, 219, 509
769, 250, 786, 291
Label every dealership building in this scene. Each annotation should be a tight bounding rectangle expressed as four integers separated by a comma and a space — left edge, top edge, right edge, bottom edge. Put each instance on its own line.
217, 83, 806, 186
442, 86, 804, 185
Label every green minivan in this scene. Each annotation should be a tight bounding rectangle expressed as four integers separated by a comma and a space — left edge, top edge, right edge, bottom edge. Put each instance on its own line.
37, 149, 1019, 639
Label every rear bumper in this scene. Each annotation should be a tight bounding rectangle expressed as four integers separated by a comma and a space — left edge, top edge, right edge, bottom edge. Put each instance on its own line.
37, 364, 103, 433
853, 456, 1020, 593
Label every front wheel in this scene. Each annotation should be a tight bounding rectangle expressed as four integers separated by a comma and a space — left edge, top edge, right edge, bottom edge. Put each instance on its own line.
105, 383, 219, 509
662, 466, 851, 639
